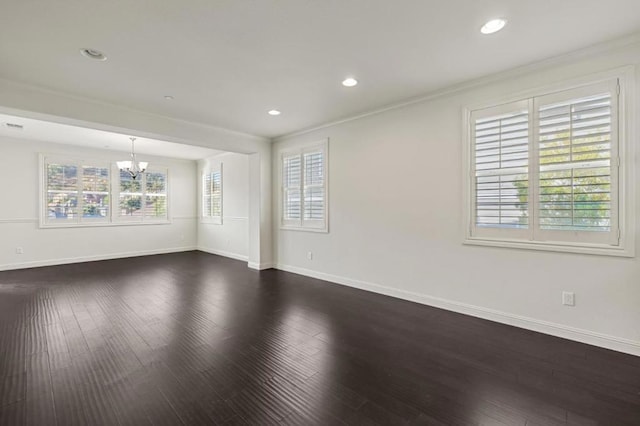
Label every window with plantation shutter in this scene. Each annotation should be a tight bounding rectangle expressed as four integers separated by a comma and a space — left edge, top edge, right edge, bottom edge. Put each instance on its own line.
465, 76, 632, 256
280, 139, 328, 231
202, 163, 222, 224
41, 155, 170, 227
43, 159, 110, 225
116, 168, 169, 222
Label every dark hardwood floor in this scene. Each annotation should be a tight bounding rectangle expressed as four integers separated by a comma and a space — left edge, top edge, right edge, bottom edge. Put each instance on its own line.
0, 251, 639, 425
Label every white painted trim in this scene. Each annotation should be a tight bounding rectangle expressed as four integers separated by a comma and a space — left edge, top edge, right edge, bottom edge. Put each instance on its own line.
221, 216, 249, 221
200, 216, 247, 225
274, 32, 640, 142
275, 263, 640, 357
39, 221, 173, 229
0, 246, 197, 272
464, 238, 634, 257
1, 216, 194, 227
197, 247, 248, 262
248, 262, 275, 270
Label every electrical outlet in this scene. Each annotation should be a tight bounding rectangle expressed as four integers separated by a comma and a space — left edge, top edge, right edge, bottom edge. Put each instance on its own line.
307, 251, 313, 260
16, 247, 24, 255
562, 291, 575, 306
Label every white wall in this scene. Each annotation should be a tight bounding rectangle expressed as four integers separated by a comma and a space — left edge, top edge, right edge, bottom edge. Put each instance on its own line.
0, 136, 197, 270
273, 42, 640, 355
0, 78, 273, 268
197, 152, 249, 260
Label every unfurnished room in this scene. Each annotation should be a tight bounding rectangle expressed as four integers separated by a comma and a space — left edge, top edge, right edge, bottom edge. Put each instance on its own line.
0, 1, 639, 425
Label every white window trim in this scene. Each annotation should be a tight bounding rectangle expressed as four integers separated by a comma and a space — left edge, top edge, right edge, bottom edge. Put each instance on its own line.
201, 162, 223, 225
462, 66, 636, 257
39, 154, 171, 228
278, 138, 329, 233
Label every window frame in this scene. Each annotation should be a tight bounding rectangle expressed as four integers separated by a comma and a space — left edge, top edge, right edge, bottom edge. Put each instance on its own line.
201, 162, 223, 225
39, 154, 171, 228
278, 138, 329, 233
462, 67, 635, 257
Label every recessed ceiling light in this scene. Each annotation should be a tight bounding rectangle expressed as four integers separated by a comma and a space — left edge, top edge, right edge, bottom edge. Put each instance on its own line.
164, 95, 174, 100
342, 77, 358, 87
80, 48, 107, 61
481, 18, 507, 35
268, 110, 281, 116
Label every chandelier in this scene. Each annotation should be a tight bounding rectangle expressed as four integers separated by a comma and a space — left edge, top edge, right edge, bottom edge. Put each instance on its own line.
117, 137, 148, 180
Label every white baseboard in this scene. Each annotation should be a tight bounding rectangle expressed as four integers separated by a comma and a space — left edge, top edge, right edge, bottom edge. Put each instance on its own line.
197, 246, 248, 262
0, 246, 197, 272
248, 262, 275, 270
275, 263, 640, 357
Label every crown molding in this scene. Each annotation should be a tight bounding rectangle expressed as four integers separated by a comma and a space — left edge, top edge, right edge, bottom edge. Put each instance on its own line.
273, 31, 640, 142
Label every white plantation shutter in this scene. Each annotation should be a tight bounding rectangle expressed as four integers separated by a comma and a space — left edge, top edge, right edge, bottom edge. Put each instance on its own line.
144, 171, 168, 220
468, 79, 620, 248
116, 168, 169, 222
201, 164, 222, 224
202, 173, 212, 217
46, 163, 79, 223
282, 154, 302, 224
303, 151, 325, 222
211, 171, 222, 219
118, 170, 143, 219
281, 140, 328, 231
534, 81, 618, 244
471, 100, 531, 239
81, 166, 110, 221
44, 159, 110, 225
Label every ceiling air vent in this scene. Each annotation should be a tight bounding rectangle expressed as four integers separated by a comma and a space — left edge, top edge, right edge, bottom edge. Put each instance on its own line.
5, 123, 24, 130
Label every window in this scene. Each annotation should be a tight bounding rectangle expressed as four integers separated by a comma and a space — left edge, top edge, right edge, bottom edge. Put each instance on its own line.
116, 169, 169, 222
202, 163, 222, 224
280, 139, 328, 231
41, 155, 169, 227
465, 75, 634, 256
44, 159, 110, 225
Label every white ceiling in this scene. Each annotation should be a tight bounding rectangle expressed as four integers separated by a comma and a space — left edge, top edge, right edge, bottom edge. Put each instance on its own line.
1, 0, 639, 138
0, 114, 221, 160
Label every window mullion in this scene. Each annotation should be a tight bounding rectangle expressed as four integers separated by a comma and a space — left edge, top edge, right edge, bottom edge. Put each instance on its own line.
299, 153, 305, 227
530, 97, 539, 241
141, 172, 146, 222
611, 78, 621, 244
77, 163, 84, 224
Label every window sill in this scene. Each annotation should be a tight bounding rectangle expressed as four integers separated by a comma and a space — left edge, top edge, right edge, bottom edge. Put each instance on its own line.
40, 220, 171, 229
464, 237, 634, 258
280, 225, 328, 234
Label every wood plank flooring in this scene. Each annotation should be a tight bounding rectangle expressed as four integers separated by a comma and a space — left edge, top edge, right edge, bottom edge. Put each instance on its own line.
0, 251, 639, 425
